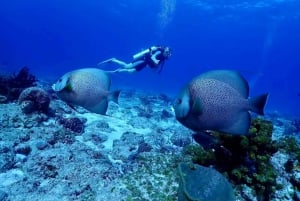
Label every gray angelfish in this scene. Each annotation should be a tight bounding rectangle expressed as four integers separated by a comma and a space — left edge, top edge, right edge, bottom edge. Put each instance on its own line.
173, 70, 268, 135
52, 68, 120, 115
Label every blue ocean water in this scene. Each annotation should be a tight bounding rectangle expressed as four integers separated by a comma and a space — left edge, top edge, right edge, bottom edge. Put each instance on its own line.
0, 0, 299, 116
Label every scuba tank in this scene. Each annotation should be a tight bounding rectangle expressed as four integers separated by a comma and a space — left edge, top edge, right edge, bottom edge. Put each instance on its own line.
133, 46, 158, 60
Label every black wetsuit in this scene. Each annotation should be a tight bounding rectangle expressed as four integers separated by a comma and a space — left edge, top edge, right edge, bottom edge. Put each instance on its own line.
134, 48, 165, 71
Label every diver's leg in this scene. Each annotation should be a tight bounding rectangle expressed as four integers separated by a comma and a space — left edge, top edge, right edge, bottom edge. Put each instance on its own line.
98, 58, 115, 65
113, 68, 137, 73
105, 60, 145, 73
126, 60, 144, 69
110, 58, 128, 67
110, 61, 144, 73
98, 58, 128, 67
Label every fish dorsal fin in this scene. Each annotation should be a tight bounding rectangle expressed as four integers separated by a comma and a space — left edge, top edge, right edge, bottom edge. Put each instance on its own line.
198, 70, 249, 98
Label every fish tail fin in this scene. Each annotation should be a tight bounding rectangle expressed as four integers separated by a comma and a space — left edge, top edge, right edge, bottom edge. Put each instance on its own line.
249, 93, 269, 115
108, 90, 121, 104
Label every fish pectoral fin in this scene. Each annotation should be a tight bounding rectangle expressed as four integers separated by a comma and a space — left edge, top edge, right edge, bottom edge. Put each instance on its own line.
64, 83, 73, 92
191, 98, 202, 116
221, 112, 251, 135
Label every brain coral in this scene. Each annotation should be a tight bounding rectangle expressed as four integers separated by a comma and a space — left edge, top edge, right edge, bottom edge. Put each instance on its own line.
18, 87, 50, 114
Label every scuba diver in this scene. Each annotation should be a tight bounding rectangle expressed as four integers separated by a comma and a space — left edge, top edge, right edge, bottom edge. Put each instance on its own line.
98, 46, 172, 73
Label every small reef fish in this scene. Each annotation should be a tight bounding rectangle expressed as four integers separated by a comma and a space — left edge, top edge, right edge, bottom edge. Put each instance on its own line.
52, 68, 120, 115
173, 70, 268, 135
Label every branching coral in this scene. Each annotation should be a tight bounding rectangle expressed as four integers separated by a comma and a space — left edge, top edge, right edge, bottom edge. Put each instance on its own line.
0, 67, 37, 101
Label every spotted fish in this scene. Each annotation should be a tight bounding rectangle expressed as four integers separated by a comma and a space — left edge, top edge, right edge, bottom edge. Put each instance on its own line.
173, 70, 268, 135
52, 68, 120, 115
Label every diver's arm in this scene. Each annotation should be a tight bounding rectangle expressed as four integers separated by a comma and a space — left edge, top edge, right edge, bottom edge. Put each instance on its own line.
151, 51, 162, 65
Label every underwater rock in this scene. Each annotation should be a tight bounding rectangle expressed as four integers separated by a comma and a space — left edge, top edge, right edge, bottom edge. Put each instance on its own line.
52, 129, 76, 144
14, 144, 31, 156
0, 190, 8, 201
178, 163, 235, 201
18, 133, 30, 143
45, 133, 57, 145
112, 131, 145, 161
271, 176, 294, 201
161, 109, 173, 119
240, 184, 258, 201
57, 117, 85, 134
136, 142, 152, 153
15, 154, 27, 165
82, 131, 108, 145
0, 169, 26, 187
96, 121, 109, 129
18, 87, 50, 114
294, 191, 300, 201
270, 151, 290, 177
137, 105, 153, 118
291, 166, 300, 190
35, 140, 49, 150
128, 142, 152, 160
170, 132, 191, 147
0, 142, 15, 173
95, 120, 115, 133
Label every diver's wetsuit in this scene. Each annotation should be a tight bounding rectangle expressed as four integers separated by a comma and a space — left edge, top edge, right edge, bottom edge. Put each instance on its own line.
134, 48, 165, 71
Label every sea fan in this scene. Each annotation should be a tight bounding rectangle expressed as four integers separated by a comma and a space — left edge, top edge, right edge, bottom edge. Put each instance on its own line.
0, 67, 37, 101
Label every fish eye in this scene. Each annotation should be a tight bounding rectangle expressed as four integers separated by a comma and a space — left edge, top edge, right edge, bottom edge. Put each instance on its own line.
175, 98, 182, 105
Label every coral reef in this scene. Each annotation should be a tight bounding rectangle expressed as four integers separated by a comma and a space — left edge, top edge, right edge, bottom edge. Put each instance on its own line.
0, 142, 15, 173
18, 87, 51, 114
57, 116, 85, 134
0, 67, 37, 101
183, 118, 279, 201
1, 88, 300, 201
122, 152, 179, 201
292, 119, 300, 134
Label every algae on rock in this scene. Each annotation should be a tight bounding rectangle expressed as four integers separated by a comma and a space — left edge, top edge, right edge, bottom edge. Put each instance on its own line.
178, 163, 235, 201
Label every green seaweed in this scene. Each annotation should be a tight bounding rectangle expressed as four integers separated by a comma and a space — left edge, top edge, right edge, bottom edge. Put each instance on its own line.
123, 152, 179, 201
277, 136, 300, 161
